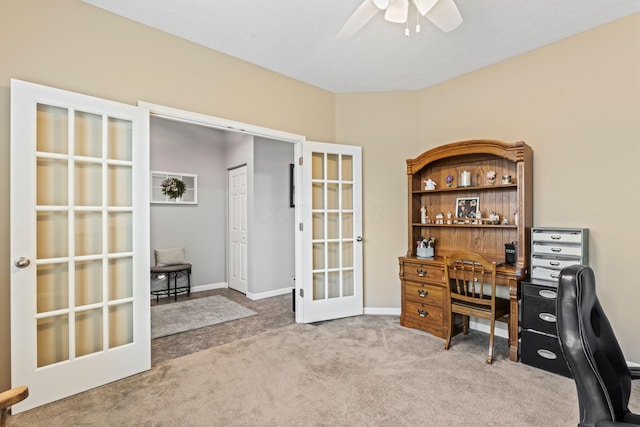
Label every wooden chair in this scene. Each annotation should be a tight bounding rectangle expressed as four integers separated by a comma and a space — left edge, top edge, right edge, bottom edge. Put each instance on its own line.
443, 252, 509, 364
0, 386, 28, 427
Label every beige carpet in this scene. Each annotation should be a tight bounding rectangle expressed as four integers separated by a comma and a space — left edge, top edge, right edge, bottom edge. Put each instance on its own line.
10, 315, 628, 426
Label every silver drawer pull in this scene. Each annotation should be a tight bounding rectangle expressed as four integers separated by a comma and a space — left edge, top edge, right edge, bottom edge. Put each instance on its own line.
538, 290, 557, 299
550, 235, 562, 240
417, 309, 429, 317
539, 313, 556, 323
417, 289, 429, 298
551, 247, 562, 253
550, 273, 560, 279
549, 261, 560, 267
416, 269, 427, 277
537, 349, 558, 360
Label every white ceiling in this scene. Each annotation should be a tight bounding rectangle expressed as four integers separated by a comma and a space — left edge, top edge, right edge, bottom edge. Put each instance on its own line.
82, 0, 640, 93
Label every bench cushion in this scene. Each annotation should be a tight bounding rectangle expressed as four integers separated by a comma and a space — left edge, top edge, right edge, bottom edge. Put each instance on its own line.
154, 246, 186, 266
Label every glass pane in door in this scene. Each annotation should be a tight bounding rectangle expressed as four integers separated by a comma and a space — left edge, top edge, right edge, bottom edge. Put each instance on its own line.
311, 151, 357, 301
34, 105, 135, 367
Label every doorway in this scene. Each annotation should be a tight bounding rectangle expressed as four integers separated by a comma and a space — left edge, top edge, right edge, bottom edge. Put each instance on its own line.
149, 116, 297, 299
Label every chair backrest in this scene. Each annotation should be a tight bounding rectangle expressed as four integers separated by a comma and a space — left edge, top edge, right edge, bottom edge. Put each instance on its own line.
444, 252, 497, 308
556, 265, 632, 426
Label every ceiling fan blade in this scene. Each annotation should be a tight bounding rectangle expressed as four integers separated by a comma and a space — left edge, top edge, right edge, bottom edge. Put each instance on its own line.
373, 0, 390, 9
424, 0, 462, 32
384, 0, 409, 24
412, 0, 438, 16
337, 0, 382, 40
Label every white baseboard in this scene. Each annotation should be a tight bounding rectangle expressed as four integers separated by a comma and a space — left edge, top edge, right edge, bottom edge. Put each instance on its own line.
246, 287, 293, 301
157, 283, 291, 300
468, 319, 509, 339
191, 282, 228, 293
364, 307, 401, 315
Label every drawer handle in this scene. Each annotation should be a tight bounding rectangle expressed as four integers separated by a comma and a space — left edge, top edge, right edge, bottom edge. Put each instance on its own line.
550, 273, 560, 279
550, 235, 562, 240
416, 269, 427, 277
537, 349, 558, 360
551, 247, 562, 253
539, 313, 556, 323
538, 290, 557, 299
549, 261, 560, 267
417, 309, 429, 318
417, 289, 429, 298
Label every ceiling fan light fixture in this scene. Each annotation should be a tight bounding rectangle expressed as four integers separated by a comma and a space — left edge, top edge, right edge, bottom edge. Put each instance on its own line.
384, 0, 409, 23
337, 0, 462, 40
372, 0, 390, 10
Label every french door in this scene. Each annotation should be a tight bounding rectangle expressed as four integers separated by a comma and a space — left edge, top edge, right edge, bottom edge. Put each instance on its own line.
299, 141, 363, 323
10, 80, 150, 412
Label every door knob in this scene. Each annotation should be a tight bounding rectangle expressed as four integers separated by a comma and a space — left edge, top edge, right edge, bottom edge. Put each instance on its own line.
14, 257, 31, 268
356, 236, 363, 242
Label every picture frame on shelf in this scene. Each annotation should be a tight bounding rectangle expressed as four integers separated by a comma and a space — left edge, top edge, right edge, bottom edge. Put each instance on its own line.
456, 197, 479, 218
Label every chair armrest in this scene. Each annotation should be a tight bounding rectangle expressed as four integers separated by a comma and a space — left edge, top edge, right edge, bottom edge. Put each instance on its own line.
629, 366, 640, 380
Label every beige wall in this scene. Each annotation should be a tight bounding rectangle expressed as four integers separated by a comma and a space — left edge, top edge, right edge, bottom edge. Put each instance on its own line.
337, 14, 640, 363
336, 91, 420, 309
1, 0, 638, 392
419, 13, 640, 363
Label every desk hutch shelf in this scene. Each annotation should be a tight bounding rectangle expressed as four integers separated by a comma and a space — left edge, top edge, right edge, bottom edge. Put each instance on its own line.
398, 139, 533, 362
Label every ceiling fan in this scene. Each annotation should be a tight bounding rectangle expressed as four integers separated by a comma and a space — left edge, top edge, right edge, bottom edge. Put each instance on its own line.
337, 0, 462, 39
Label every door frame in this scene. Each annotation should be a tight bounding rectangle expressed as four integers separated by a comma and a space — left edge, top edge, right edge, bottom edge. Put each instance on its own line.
138, 102, 305, 311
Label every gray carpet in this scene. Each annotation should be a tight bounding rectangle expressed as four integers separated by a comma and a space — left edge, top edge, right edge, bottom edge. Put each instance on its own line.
9, 315, 640, 426
151, 295, 257, 339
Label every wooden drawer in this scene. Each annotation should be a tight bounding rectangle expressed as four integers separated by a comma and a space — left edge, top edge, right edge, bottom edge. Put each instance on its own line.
522, 283, 558, 335
401, 261, 443, 282
404, 281, 444, 305
532, 242, 583, 257
404, 300, 444, 327
521, 329, 571, 378
532, 229, 584, 244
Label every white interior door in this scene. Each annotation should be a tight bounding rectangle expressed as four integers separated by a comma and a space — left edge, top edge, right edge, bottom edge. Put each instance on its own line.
10, 80, 150, 412
228, 165, 248, 294
299, 142, 363, 323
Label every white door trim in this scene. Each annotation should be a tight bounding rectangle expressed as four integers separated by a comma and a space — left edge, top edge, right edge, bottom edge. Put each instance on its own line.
138, 101, 305, 312
137, 102, 305, 143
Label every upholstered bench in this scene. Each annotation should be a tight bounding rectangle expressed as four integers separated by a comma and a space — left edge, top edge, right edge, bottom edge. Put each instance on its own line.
150, 263, 192, 302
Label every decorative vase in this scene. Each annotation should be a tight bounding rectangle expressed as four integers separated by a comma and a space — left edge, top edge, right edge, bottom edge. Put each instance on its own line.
488, 177, 495, 185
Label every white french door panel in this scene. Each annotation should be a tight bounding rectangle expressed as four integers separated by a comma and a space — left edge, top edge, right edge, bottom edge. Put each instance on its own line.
228, 166, 248, 294
10, 79, 150, 412
299, 141, 363, 323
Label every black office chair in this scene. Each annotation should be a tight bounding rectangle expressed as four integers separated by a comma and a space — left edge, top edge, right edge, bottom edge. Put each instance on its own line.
556, 265, 640, 426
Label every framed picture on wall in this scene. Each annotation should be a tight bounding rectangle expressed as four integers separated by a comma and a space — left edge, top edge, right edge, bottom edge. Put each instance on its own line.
289, 163, 295, 208
456, 197, 479, 218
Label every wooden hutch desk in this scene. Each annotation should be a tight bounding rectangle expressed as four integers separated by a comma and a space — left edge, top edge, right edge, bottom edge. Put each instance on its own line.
399, 140, 532, 362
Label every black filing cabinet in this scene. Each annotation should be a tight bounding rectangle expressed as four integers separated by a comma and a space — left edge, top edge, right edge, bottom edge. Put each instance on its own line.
521, 280, 572, 377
